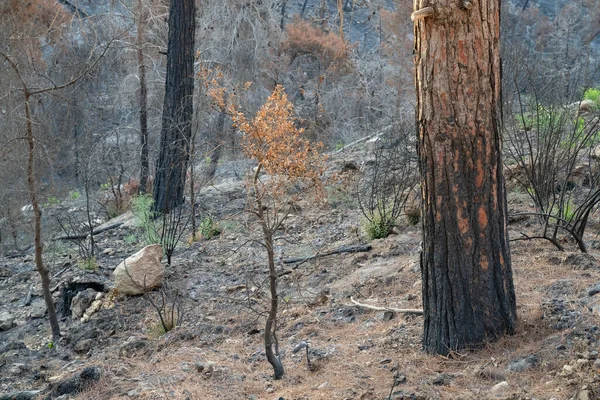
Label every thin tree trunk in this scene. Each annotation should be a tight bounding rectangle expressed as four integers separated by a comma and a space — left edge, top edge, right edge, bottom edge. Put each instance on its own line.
25, 93, 61, 343
137, 0, 150, 194
414, 0, 516, 355
254, 165, 284, 379
153, 0, 196, 213
320, 0, 327, 24
280, 0, 287, 30
300, 0, 309, 17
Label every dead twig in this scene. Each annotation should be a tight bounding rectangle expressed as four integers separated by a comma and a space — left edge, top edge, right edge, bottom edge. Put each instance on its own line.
282, 244, 372, 265
348, 296, 423, 315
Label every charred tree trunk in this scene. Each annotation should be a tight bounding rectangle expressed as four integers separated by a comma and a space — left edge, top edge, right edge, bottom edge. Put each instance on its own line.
153, 0, 196, 213
137, 0, 150, 194
413, 0, 516, 355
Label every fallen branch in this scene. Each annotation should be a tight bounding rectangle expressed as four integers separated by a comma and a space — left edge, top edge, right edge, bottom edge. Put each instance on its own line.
52, 221, 124, 241
282, 244, 372, 265
349, 296, 423, 315
334, 133, 380, 153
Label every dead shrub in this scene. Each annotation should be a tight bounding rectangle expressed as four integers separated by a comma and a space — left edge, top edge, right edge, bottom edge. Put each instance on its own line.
282, 19, 350, 71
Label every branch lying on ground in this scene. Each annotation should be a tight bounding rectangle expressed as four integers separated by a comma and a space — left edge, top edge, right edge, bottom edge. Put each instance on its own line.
52, 221, 124, 240
348, 296, 423, 315
282, 244, 372, 265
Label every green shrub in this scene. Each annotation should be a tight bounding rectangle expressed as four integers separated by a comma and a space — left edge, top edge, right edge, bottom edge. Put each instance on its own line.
69, 190, 81, 200
130, 194, 160, 245
198, 216, 221, 240
78, 257, 98, 271
123, 234, 137, 245
584, 88, 600, 109
361, 207, 396, 240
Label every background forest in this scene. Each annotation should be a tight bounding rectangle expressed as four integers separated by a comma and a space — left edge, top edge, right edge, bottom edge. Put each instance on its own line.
0, 0, 598, 249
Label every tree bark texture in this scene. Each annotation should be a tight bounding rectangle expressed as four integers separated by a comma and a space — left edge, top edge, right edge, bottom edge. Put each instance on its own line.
25, 93, 61, 343
137, 0, 150, 194
153, 0, 196, 213
414, 0, 517, 355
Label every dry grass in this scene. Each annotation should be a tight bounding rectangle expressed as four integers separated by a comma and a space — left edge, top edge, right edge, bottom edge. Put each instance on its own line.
282, 19, 350, 71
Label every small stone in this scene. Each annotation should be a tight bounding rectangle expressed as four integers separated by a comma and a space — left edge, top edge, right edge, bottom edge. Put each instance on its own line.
491, 381, 509, 393
432, 374, 448, 385
29, 301, 46, 318
103, 248, 116, 255
317, 381, 329, 389
508, 354, 539, 372
73, 339, 94, 353
395, 374, 406, 384
561, 365, 574, 376
71, 289, 97, 319
403, 293, 417, 301
9, 363, 27, 375
379, 358, 392, 365
0, 311, 15, 331
379, 311, 394, 321
588, 284, 600, 296
266, 387, 275, 394
578, 389, 591, 400
194, 362, 205, 372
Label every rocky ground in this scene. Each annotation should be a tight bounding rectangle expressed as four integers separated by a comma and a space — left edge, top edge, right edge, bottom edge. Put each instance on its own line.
2, 144, 600, 400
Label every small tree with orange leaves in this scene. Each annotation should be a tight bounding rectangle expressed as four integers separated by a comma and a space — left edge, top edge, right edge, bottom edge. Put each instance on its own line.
231, 85, 325, 379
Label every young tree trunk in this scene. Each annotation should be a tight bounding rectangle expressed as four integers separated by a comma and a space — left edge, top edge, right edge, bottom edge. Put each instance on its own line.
153, 0, 196, 213
137, 0, 150, 194
253, 165, 284, 379
413, 0, 517, 355
25, 93, 61, 343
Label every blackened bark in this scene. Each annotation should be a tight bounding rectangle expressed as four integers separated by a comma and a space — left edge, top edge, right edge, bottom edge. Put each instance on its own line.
137, 0, 150, 194
414, 0, 517, 355
153, 0, 196, 213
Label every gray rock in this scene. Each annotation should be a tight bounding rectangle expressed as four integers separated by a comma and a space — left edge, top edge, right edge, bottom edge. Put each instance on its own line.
28, 301, 46, 318
491, 381, 509, 393
564, 253, 599, 270
508, 354, 539, 372
51, 366, 101, 397
119, 336, 148, 357
0, 311, 15, 331
71, 288, 97, 319
588, 284, 600, 297
578, 389, 591, 400
379, 311, 394, 321
0, 390, 42, 400
73, 338, 94, 353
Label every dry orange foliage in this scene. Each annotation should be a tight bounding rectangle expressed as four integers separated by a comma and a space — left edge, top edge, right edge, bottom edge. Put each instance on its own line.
231, 85, 325, 197
0, 0, 68, 37
230, 85, 325, 206
282, 19, 349, 70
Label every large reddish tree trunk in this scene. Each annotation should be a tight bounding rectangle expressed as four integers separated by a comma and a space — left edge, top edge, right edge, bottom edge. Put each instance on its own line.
413, 0, 517, 355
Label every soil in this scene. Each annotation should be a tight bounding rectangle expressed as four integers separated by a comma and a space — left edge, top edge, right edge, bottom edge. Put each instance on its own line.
1, 146, 600, 400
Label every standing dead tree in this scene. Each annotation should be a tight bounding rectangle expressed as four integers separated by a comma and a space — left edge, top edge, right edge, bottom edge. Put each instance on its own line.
1, 41, 112, 343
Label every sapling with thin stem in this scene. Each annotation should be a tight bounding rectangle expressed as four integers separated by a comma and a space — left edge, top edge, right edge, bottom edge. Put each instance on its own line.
231, 85, 325, 379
